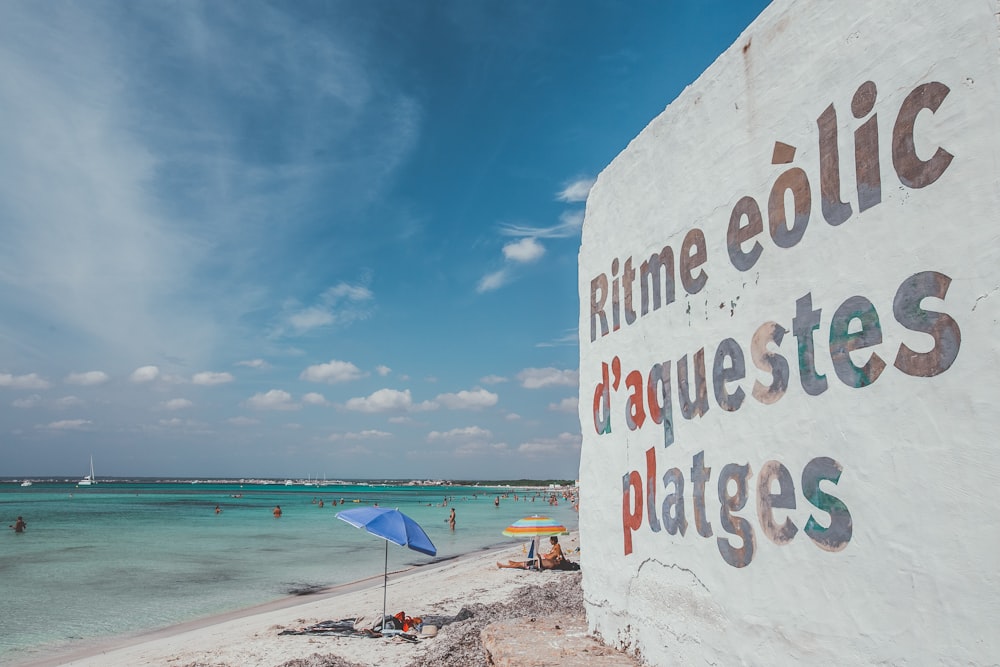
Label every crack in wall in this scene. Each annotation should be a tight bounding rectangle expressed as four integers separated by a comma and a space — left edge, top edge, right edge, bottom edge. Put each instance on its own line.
637, 556, 711, 592
972, 285, 999, 311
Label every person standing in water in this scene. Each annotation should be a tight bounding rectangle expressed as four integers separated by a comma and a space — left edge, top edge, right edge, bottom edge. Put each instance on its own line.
273, 505, 282, 518
448, 508, 456, 530
9, 516, 26, 533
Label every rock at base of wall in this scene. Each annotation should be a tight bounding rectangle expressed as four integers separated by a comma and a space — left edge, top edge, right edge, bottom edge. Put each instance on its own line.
480, 614, 641, 667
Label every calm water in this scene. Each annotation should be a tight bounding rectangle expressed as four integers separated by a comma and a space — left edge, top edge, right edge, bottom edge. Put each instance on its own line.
0, 480, 578, 664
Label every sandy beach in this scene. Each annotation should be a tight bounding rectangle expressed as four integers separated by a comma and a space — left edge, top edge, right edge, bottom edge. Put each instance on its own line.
17, 533, 593, 667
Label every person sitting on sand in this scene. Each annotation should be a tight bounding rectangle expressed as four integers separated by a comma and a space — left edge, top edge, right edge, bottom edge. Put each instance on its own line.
498, 536, 565, 569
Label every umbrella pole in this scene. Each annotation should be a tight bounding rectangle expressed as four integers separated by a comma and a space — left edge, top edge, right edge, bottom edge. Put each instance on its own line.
382, 540, 388, 631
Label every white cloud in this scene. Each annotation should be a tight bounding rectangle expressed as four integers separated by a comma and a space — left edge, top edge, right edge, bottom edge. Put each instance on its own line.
480, 375, 507, 385
227, 416, 259, 426
159, 417, 184, 427
192, 371, 234, 386
427, 426, 492, 442
55, 395, 84, 408
65, 370, 109, 386
245, 389, 299, 411
549, 397, 578, 413
13, 394, 41, 408
237, 359, 269, 369
517, 367, 578, 389
505, 412, 522, 421
556, 176, 595, 203
375, 365, 391, 376
162, 398, 193, 410
476, 269, 509, 293
434, 388, 498, 410
344, 388, 412, 413
300, 359, 364, 384
302, 392, 328, 406
130, 366, 160, 383
0, 373, 51, 390
41, 419, 91, 430
329, 429, 392, 441
502, 237, 545, 263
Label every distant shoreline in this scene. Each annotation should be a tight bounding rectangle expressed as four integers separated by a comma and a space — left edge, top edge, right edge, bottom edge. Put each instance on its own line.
1, 477, 578, 487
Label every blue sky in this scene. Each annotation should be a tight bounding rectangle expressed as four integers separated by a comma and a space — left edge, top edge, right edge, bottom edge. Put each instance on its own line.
0, 1, 769, 480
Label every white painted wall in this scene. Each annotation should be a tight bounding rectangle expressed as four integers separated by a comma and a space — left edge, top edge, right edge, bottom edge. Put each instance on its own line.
577, 1, 1000, 664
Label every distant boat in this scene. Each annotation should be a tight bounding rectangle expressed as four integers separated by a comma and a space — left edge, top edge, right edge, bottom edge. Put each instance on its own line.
78, 456, 96, 486
20, 480, 32, 487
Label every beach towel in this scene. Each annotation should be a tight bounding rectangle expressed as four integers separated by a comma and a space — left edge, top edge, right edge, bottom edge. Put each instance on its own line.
553, 559, 581, 571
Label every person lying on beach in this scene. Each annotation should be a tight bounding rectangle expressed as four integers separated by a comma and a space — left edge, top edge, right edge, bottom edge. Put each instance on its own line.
497, 536, 565, 569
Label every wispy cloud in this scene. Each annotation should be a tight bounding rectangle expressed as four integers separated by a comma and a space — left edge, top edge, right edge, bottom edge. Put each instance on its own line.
427, 426, 492, 442
161, 398, 194, 410
236, 359, 269, 369
499, 210, 584, 239
478, 178, 589, 293
284, 282, 374, 335
329, 429, 392, 441
556, 176, 595, 203
535, 329, 579, 348
516, 432, 580, 456
0, 2, 421, 371
476, 269, 509, 293
40, 419, 91, 430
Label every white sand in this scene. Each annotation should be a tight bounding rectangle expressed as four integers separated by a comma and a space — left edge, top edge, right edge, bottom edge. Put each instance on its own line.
19, 534, 580, 667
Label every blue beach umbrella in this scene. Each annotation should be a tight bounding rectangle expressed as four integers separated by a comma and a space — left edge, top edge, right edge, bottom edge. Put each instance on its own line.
336, 506, 437, 632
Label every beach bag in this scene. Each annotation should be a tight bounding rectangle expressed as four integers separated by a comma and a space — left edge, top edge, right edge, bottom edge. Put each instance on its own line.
556, 559, 580, 571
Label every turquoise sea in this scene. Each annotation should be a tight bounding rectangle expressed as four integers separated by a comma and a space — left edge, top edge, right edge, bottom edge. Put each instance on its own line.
0, 479, 579, 665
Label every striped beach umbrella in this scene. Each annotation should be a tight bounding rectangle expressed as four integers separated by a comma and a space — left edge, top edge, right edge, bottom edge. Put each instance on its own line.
502, 515, 568, 538
502, 515, 568, 569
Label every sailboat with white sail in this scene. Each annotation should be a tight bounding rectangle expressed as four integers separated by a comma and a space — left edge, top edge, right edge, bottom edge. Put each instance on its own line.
78, 456, 96, 486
